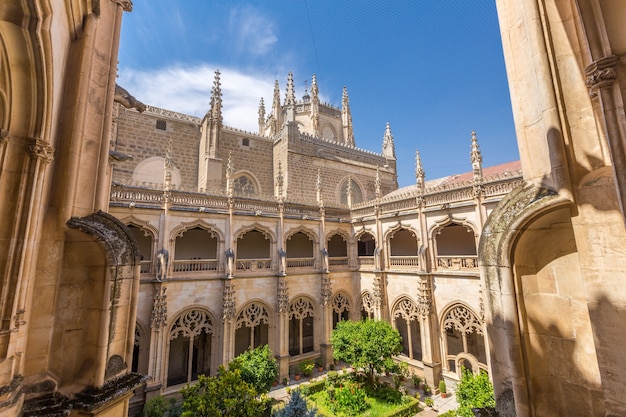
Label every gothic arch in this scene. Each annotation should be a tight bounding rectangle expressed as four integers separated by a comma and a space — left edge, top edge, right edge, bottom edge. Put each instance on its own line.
121, 215, 159, 240
234, 223, 276, 243
235, 300, 274, 328
337, 176, 365, 204
390, 296, 423, 361
360, 291, 374, 319
234, 300, 273, 355
428, 216, 478, 241
383, 223, 419, 243
325, 228, 353, 244
320, 123, 337, 141
171, 219, 222, 241
354, 228, 377, 242
439, 302, 483, 335
284, 225, 318, 244
233, 169, 262, 196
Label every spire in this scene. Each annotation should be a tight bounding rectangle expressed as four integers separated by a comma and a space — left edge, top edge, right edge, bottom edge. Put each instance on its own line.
209, 70, 223, 124
284, 72, 296, 122
225, 151, 234, 197
341, 86, 355, 146
310, 74, 320, 137
382, 122, 396, 159
285, 72, 295, 106
375, 166, 381, 199
271, 80, 281, 135
470, 130, 483, 178
258, 98, 266, 135
415, 149, 425, 191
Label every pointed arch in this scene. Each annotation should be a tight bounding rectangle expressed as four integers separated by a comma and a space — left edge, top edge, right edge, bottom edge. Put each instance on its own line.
332, 291, 352, 328
234, 300, 273, 356
428, 215, 478, 241
233, 169, 262, 197
385, 224, 419, 266
171, 219, 223, 241
234, 223, 276, 243
360, 291, 374, 320
166, 307, 216, 386
338, 176, 365, 205
390, 296, 422, 361
439, 302, 487, 378
284, 225, 318, 244
288, 295, 317, 356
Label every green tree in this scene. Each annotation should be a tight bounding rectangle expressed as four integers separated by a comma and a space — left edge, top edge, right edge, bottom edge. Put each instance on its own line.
230, 344, 279, 394
273, 389, 318, 417
330, 319, 402, 387
455, 368, 496, 417
180, 366, 270, 417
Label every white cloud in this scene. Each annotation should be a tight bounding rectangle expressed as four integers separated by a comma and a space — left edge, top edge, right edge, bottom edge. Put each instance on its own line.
118, 65, 276, 133
228, 7, 278, 56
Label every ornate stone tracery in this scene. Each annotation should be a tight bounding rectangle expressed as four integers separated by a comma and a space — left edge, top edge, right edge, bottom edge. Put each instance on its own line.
222, 280, 236, 321
277, 277, 289, 313
28, 138, 55, 164
235, 302, 270, 330
169, 309, 212, 340
289, 297, 315, 320
443, 305, 483, 336
417, 278, 432, 317
321, 275, 332, 306
332, 292, 350, 315
361, 292, 374, 316
392, 297, 420, 321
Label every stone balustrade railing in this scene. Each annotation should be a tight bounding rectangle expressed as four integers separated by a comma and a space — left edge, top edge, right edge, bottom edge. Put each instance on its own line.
388, 256, 420, 267
286, 257, 315, 269
172, 259, 219, 273
236, 258, 273, 272
329, 257, 349, 266
436, 256, 479, 271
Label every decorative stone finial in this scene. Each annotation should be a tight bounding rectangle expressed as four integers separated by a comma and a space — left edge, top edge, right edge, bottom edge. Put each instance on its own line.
210, 70, 223, 124
285, 72, 295, 106
342, 86, 355, 146
382, 122, 396, 159
470, 130, 482, 178
415, 149, 425, 191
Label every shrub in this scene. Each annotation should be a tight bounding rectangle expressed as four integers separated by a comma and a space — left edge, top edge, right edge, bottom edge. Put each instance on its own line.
230, 345, 279, 394
411, 375, 421, 388
455, 368, 495, 417
379, 397, 420, 417
298, 359, 315, 377
272, 389, 318, 417
423, 383, 431, 396
424, 397, 434, 407
331, 380, 368, 415
439, 380, 447, 394
325, 370, 341, 387
440, 411, 457, 417
143, 396, 176, 417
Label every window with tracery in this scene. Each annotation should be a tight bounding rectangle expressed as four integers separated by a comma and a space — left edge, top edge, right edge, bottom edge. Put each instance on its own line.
361, 292, 374, 320
442, 305, 486, 373
235, 302, 270, 356
392, 298, 422, 361
167, 310, 212, 386
332, 293, 350, 328
233, 175, 255, 197
340, 179, 363, 205
288, 297, 315, 356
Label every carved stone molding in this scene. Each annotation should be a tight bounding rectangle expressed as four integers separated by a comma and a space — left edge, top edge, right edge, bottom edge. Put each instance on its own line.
585, 56, 618, 91
417, 278, 432, 318
150, 286, 167, 329
222, 279, 236, 322
28, 138, 54, 164
321, 275, 332, 306
111, 0, 133, 12
277, 277, 289, 314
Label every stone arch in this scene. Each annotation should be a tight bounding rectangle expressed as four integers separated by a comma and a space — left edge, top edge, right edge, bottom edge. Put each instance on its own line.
428, 215, 478, 241
284, 225, 318, 244
171, 219, 222, 241
478, 183, 569, 413
360, 291, 374, 320
166, 307, 216, 386
439, 302, 486, 377
320, 123, 337, 141
234, 223, 276, 243
49, 211, 140, 388
332, 291, 352, 328
288, 295, 317, 356
234, 300, 273, 356
233, 169, 262, 196
338, 176, 365, 205
325, 228, 353, 244
391, 296, 422, 361
384, 224, 419, 258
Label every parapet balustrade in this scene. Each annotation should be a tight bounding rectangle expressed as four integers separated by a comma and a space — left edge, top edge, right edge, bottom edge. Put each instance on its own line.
388, 256, 420, 267
358, 256, 375, 268
140, 260, 153, 274
172, 259, 219, 273
236, 258, 273, 272
329, 256, 349, 267
286, 257, 315, 269
436, 256, 478, 271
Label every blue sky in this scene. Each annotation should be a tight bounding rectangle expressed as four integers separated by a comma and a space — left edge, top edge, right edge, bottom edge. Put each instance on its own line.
118, 1, 519, 188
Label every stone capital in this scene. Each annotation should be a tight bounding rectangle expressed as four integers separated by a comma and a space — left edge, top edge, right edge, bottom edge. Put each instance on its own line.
585, 55, 618, 90
110, 0, 133, 12
28, 138, 54, 164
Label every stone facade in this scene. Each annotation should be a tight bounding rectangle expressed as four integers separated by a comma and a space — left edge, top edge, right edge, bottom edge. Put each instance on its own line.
108, 69, 523, 413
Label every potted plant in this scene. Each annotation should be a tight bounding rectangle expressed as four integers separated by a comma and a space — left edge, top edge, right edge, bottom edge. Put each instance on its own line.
423, 383, 432, 396
424, 397, 435, 408
412, 374, 422, 388
315, 357, 324, 372
282, 377, 289, 386
439, 380, 448, 398
298, 359, 314, 377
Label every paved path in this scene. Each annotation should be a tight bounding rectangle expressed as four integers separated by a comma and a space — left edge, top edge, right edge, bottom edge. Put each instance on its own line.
268, 368, 459, 416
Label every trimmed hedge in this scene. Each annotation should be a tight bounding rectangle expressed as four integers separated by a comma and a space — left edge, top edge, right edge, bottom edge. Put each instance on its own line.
379, 397, 420, 417
300, 379, 326, 396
